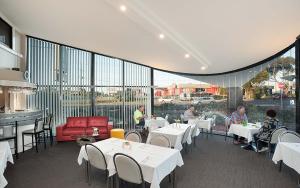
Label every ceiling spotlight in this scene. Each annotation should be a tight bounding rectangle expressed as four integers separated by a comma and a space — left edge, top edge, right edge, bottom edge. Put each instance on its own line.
159, 34, 165, 39
201, 66, 206, 70
120, 5, 127, 12
185, 54, 190, 58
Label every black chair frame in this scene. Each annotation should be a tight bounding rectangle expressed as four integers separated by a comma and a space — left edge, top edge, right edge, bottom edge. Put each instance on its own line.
0, 121, 18, 159
113, 153, 146, 188
43, 114, 54, 146
22, 118, 46, 153
84, 143, 110, 187
125, 131, 142, 142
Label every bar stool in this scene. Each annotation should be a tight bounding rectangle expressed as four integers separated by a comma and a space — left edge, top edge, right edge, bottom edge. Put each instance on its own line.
22, 118, 46, 153
110, 129, 125, 139
43, 114, 53, 146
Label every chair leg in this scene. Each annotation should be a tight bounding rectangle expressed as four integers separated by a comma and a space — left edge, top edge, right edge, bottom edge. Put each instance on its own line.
279, 160, 283, 172
14, 136, 18, 159
22, 134, 25, 153
87, 163, 91, 185
50, 129, 53, 146
43, 131, 47, 149
172, 169, 176, 188
34, 134, 38, 153
268, 143, 271, 158
106, 170, 109, 188
85, 161, 89, 183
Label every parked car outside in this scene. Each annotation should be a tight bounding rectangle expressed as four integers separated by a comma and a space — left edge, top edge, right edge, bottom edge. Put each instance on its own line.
158, 97, 174, 104
192, 97, 215, 105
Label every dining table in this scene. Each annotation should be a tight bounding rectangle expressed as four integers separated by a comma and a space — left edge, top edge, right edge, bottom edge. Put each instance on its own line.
144, 117, 169, 132
146, 123, 197, 150
228, 123, 261, 143
188, 118, 213, 132
272, 142, 300, 174
77, 138, 184, 188
0, 141, 14, 188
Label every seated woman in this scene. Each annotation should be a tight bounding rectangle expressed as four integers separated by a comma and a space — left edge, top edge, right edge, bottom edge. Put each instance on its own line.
231, 105, 248, 144
253, 109, 279, 152
183, 105, 196, 124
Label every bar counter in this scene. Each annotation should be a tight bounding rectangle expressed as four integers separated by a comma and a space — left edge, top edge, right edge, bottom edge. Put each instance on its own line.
0, 109, 43, 154
0, 110, 43, 125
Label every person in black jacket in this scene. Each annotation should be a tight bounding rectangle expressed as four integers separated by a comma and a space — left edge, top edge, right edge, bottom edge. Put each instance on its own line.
253, 109, 279, 152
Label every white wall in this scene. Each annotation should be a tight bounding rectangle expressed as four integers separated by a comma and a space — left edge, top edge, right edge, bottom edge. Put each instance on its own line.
0, 10, 26, 76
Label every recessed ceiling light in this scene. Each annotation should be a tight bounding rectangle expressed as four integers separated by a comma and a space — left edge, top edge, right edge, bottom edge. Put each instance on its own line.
201, 66, 206, 70
120, 5, 127, 12
159, 34, 165, 39
185, 54, 190, 58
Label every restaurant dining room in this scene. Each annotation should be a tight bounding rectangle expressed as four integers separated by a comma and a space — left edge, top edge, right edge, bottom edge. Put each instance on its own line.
1, 0, 300, 188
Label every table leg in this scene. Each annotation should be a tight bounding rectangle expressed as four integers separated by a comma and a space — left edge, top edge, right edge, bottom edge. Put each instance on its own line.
172, 169, 176, 188
279, 160, 283, 172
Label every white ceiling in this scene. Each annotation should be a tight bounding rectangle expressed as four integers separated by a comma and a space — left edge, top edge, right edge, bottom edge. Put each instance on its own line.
0, 0, 299, 74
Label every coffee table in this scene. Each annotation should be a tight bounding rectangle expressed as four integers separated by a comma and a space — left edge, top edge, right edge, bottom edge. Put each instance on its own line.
74, 135, 97, 146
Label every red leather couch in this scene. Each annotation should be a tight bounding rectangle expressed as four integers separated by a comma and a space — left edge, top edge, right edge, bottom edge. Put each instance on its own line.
56, 116, 112, 141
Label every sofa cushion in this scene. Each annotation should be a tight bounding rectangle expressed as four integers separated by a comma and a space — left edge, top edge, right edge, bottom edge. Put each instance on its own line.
66, 117, 88, 128
87, 116, 108, 127
63, 128, 86, 136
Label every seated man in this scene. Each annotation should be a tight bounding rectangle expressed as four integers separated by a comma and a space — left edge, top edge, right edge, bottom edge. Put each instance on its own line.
231, 105, 248, 144
134, 105, 146, 127
183, 105, 196, 124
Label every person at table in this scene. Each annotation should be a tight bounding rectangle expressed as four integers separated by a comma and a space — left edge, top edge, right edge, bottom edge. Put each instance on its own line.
231, 105, 248, 144
183, 105, 196, 124
134, 105, 146, 127
252, 109, 279, 152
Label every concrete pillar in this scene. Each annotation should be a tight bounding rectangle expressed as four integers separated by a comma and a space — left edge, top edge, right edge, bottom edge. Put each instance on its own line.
227, 87, 243, 112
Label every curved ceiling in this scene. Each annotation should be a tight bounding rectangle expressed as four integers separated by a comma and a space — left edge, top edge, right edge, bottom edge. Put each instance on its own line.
0, 0, 299, 74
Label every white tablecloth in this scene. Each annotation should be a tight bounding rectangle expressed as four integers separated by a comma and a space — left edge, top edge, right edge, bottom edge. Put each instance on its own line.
227, 123, 260, 142
145, 117, 169, 132
146, 123, 195, 150
0, 141, 14, 188
78, 138, 183, 188
272, 142, 300, 174
189, 118, 213, 131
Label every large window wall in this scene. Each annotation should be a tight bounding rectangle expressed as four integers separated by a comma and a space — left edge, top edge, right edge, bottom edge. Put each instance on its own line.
154, 46, 296, 133
27, 37, 151, 131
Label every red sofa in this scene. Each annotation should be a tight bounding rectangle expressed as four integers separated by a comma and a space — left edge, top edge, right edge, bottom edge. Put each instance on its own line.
56, 116, 112, 141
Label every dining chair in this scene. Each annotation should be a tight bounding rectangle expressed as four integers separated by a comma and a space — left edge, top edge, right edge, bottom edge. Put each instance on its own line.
278, 130, 300, 172
191, 126, 199, 147
165, 114, 169, 122
149, 135, 171, 148
125, 131, 142, 143
224, 116, 231, 141
278, 130, 300, 143
267, 126, 288, 157
84, 144, 110, 187
113, 153, 146, 188
181, 126, 191, 153
43, 114, 53, 146
22, 117, 46, 153
149, 135, 174, 184
211, 115, 217, 127
180, 114, 184, 123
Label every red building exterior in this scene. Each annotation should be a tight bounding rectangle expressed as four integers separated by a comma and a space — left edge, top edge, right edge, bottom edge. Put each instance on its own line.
154, 83, 219, 97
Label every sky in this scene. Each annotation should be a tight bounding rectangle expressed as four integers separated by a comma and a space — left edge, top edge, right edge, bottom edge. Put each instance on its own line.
154, 70, 203, 87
